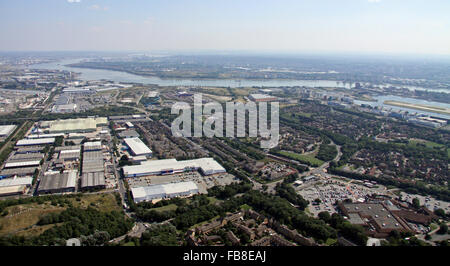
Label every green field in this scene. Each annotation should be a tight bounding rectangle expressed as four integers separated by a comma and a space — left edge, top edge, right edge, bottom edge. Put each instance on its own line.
408, 139, 445, 149
278, 151, 324, 167
407, 139, 449, 159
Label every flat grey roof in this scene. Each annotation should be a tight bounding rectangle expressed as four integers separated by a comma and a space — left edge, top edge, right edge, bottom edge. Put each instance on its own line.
0, 167, 38, 177
82, 151, 104, 173
118, 129, 140, 139
342, 203, 403, 230
9, 152, 44, 162
38, 171, 77, 192
15, 146, 45, 153
55, 145, 82, 152
81, 172, 106, 188
83, 150, 103, 161
59, 150, 80, 160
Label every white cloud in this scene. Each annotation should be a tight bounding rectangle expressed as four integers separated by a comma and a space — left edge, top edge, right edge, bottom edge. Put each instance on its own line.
368, 0, 381, 3
67, 0, 81, 3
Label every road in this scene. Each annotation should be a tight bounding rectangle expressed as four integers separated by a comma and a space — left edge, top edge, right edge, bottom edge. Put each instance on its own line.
109, 222, 149, 243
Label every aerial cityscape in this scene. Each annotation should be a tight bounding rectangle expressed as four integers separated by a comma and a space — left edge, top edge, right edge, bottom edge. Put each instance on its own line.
0, 0, 448, 258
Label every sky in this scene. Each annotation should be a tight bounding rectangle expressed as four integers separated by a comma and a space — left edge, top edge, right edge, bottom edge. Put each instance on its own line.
0, 0, 450, 55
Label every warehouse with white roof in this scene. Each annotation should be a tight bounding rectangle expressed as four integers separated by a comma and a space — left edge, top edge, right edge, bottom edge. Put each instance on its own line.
131, 181, 199, 203
0, 177, 33, 188
27, 133, 65, 139
0, 125, 17, 138
122, 157, 226, 177
4, 160, 41, 169
16, 138, 55, 146
123, 137, 152, 157
83, 141, 102, 151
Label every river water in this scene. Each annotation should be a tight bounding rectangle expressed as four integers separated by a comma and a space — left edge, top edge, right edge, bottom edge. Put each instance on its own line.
29, 59, 352, 88
29, 59, 450, 119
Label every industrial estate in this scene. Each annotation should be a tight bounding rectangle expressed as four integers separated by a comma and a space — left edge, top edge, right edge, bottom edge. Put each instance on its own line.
0, 56, 448, 248
0, 2, 449, 251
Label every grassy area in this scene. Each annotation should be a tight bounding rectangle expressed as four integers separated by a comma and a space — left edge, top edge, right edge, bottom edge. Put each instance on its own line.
230, 87, 253, 96
0, 203, 65, 237
409, 139, 444, 149
207, 197, 221, 205
430, 223, 438, 231
68, 193, 122, 213
295, 112, 312, 118
278, 151, 324, 167
253, 175, 284, 184
0, 193, 122, 237
15, 223, 62, 237
303, 207, 313, 216
152, 204, 178, 213
325, 238, 337, 246
240, 204, 252, 210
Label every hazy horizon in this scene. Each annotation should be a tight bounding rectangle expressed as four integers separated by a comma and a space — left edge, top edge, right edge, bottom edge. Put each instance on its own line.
1, 0, 450, 55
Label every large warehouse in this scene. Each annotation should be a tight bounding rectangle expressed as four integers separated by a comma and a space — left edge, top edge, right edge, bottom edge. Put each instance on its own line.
80, 172, 106, 191
16, 138, 55, 146
37, 171, 77, 194
15, 146, 45, 154
122, 158, 226, 178
82, 150, 104, 173
4, 160, 41, 169
131, 181, 199, 203
59, 149, 81, 161
0, 167, 38, 179
0, 125, 17, 138
27, 133, 65, 139
83, 141, 102, 151
8, 152, 44, 162
0, 177, 33, 188
0, 185, 27, 197
123, 137, 152, 157
40, 117, 108, 133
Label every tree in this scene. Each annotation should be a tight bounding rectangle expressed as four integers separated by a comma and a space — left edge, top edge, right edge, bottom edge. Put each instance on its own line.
437, 223, 448, 235
412, 198, 421, 209
318, 211, 331, 223
434, 208, 446, 218
140, 224, 179, 246
119, 155, 132, 166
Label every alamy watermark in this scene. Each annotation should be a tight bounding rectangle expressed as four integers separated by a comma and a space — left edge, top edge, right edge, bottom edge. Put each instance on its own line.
171, 94, 279, 149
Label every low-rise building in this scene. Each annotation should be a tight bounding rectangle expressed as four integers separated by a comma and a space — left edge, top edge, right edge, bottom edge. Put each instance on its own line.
131, 181, 199, 203
122, 158, 226, 177
37, 171, 77, 194
123, 137, 152, 157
